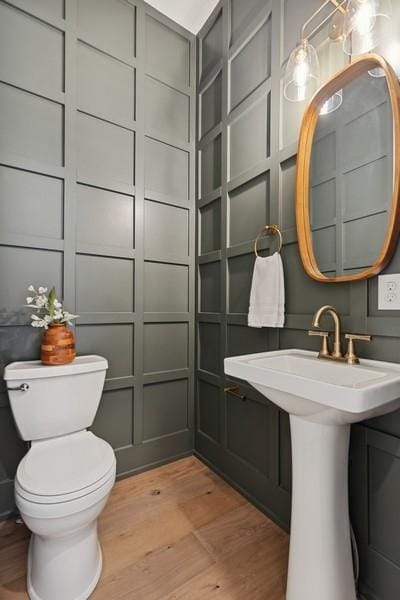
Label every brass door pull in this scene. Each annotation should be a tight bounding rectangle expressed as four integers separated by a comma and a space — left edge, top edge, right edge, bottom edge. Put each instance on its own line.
344, 333, 371, 365
224, 386, 246, 401
308, 330, 330, 357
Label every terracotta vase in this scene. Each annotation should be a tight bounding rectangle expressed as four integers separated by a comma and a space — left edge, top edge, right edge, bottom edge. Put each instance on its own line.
41, 324, 76, 366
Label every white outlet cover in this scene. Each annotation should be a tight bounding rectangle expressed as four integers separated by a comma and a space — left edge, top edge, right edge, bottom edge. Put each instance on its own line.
378, 274, 400, 310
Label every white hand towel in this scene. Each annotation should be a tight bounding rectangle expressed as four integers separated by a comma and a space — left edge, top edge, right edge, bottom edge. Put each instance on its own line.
248, 252, 285, 328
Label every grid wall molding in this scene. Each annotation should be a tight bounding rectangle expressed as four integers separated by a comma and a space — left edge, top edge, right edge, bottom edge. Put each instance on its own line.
196, 2, 400, 597
0, 0, 196, 517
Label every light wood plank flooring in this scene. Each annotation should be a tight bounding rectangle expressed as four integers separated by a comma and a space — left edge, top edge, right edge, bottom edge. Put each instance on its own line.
0, 456, 289, 599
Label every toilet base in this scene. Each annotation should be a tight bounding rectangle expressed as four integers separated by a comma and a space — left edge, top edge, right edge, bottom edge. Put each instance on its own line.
27, 522, 103, 600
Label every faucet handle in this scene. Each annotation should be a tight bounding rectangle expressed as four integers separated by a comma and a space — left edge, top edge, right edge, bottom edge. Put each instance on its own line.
308, 330, 329, 336
308, 330, 330, 357
344, 333, 372, 365
345, 333, 371, 341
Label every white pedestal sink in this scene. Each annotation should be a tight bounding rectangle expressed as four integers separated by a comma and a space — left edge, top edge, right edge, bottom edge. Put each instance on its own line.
225, 349, 400, 600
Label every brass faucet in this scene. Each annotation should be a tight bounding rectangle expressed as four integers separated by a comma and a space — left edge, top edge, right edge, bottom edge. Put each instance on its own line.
311, 305, 343, 359
308, 305, 371, 364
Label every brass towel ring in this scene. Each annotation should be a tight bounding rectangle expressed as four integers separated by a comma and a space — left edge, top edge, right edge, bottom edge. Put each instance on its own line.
254, 225, 283, 256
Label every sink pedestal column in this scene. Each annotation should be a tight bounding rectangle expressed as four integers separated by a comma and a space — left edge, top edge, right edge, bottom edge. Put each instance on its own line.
286, 415, 356, 600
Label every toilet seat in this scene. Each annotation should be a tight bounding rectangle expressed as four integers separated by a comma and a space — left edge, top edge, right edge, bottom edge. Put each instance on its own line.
16, 430, 115, 505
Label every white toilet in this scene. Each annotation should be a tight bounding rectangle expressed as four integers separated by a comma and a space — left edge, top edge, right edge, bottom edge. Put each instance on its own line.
4, 355, 116, 600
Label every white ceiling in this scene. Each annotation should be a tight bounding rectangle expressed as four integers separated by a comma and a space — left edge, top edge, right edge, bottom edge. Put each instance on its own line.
145, 0, 220, 33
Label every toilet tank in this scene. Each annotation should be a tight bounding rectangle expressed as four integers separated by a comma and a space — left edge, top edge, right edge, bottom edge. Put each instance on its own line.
4, 355, 108, 441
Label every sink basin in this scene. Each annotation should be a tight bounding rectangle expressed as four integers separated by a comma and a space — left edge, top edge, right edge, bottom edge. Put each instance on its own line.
225, 349, 400, 424
224, 349, 400, 600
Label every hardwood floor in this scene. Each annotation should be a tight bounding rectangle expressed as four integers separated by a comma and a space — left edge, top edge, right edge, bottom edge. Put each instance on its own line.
0, 457, 289, 599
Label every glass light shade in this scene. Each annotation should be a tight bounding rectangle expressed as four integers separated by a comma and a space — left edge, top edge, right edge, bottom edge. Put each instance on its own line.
320, 89, 343, 115
343, 0, 393, 56
284, 40, 320, 102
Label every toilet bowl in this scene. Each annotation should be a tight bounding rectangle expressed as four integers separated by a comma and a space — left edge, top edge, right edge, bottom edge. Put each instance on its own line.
4, 355, 116, 600
15, 431, 116, 600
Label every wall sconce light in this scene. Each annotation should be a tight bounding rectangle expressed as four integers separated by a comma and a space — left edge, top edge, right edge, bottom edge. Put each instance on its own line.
283, 39, 320, 102
284, 0, 393, 104
343, 0, 393, 56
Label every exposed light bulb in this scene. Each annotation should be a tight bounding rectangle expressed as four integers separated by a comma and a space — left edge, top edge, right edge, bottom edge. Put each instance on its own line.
353, 1, 376, 35
293, 61, 310, 88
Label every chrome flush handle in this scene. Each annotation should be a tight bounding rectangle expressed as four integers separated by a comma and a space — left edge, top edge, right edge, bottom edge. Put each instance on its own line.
7, 383, 30, 392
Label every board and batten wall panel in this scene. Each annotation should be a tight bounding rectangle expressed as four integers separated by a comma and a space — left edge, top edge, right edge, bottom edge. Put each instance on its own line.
196, 0, 288, 532
196, 2, 400, 598
0, 0, 196, 518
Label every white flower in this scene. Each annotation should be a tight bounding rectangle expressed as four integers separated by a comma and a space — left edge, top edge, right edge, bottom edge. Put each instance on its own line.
35, 296, 47, 308
31, 318, 48, 328
25, 283, 78, 329
31, 315, 47, 329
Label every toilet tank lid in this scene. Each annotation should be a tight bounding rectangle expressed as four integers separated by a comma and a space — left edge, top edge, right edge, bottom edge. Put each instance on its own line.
4, 355, 108, 381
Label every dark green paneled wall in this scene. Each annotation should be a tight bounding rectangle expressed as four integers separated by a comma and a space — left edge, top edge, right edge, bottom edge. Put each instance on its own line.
0, 0, 196, 518
195, 2, 400, 599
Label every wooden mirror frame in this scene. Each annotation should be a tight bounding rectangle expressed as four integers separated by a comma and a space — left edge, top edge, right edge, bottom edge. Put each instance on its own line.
296, 54, 400, 283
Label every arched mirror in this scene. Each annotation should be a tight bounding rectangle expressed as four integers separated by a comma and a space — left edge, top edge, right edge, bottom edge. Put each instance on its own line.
296, 54, 400, 283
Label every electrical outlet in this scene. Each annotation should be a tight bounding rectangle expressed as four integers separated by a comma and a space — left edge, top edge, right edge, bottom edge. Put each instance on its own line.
378, 274, 400, 310
387, 280, 397, 291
